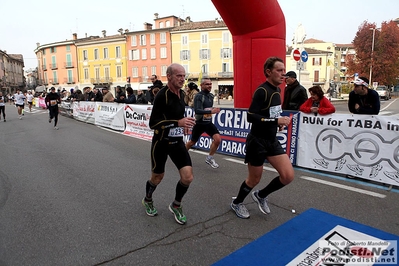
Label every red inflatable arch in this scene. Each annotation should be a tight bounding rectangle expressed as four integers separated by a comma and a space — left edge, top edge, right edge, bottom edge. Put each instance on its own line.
211, 0, 286, 108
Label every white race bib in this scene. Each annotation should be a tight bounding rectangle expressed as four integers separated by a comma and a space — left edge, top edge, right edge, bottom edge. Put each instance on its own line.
269, 105, 282, 118
168, 127, 184, 137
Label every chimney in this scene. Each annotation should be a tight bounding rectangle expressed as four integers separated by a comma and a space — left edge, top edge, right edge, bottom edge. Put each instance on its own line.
154, 13, 159, 19
125, 29, 129, 33
72, 33, 77, 40
143, 22, 153, 30
85, 33, 88, 38
185, 16, 191, 23
102, 30, 106, 37
36, 42, 40, 47
118, 28, 123, 35
215, 18, 219, 24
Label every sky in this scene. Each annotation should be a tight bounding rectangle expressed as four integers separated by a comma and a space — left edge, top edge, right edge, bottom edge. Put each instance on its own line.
1, 0, 398, 70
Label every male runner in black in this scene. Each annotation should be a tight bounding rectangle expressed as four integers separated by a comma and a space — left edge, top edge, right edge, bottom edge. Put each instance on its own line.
45, 87, 61, 129
142, 63, 196, 225
231, 57, 294, 219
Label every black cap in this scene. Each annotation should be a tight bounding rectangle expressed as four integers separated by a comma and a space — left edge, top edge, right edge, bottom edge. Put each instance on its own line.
285, 71, 297, 79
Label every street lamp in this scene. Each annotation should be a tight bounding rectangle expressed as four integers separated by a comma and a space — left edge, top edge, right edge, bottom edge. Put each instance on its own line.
369, 28, 376, 87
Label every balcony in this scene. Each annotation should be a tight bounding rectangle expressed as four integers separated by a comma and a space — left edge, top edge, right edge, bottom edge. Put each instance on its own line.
64, 78, 75, 84
64, 62, 74, 68
188, 72, 234, 79
42, 65, 47, 71
217, 72, 233, 78
49, 63, 58, 70
91, 77, 113, 85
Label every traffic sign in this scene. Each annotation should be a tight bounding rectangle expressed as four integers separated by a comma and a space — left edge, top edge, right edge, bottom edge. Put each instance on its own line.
301, 50, 308, 62
293, 49, 301, 61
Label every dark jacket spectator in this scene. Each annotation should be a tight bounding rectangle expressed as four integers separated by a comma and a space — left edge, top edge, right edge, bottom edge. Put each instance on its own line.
123, 87, 136, 104
136, 90, 148, 104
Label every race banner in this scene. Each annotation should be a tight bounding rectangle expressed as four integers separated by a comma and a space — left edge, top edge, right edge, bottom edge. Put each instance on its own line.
94, 102, 125, 131
73, 101, 96, 124
297, 113, 399, 186
59, 101, 73, 118
122, 104, 153, 141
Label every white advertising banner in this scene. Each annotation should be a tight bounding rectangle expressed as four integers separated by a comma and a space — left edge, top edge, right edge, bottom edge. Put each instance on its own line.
94, 102, 125, 131
122, 104, 153, 141
297, 113, 399, 186
73, 101, 96, 124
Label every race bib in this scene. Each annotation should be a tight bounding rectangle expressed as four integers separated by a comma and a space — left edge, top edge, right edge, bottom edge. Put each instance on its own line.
269, 105, 282, 118
50, 100, 57, 106
168, 127, 184, 137
203, 108, 213, 121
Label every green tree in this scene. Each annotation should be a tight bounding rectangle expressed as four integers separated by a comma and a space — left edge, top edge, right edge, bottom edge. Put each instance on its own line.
347, 20, 399, 86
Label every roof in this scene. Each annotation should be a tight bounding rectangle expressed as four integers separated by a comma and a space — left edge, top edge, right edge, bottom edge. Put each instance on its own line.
286, 46, 331, 55
304, 38, 325, 43
171, 20, 227, 31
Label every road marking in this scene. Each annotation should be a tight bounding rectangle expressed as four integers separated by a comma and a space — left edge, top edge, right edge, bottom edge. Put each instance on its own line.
300, 176, 386, 198
224, 158, 277, 172
380, 98, 397, 111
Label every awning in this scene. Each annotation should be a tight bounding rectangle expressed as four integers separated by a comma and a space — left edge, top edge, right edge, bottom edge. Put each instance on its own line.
218, 80, 234, 86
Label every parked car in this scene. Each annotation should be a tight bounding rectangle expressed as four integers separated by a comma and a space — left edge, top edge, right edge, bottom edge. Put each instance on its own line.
376, 86, 391, 100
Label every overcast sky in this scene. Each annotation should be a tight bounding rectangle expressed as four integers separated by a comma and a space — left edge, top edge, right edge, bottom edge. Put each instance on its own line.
1, 0, 398, 70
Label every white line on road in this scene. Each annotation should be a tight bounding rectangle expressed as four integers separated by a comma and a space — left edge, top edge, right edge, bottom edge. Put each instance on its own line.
224, 158, 277, 172
300, 176, 386, 198
380, 98, 397, 111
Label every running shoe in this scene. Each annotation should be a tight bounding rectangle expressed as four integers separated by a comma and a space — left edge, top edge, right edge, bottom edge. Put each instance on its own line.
49, 118, 52, 123
335, 158, 346, 171
168, 203, 186, 225
142, 198, 158, 217
369, 164, 382, 178
346, 164, 364, 176
251, 190, 270, 214
313, 158, 329, 169
384, 171, 399, 183
230, 200, 250, 219
54, 127, 59, 130
205, 157, 219, 168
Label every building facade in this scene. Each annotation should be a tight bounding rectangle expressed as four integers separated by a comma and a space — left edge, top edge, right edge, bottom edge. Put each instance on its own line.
0, 50, 25, 93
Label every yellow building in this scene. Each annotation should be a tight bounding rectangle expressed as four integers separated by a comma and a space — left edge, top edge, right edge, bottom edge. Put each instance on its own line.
171, 17, 234, 95
76, 31, 128, 94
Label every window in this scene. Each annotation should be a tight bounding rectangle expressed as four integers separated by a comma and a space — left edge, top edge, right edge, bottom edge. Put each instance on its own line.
66, 54, 72, 67
103, 48, 109, 59
66, 45, 71, 52
50, 47, 56, 53
116, 66, 122, 78
94, 49, 99, 60
180, 50, 190, 60
160, 32, 166, 44
150, 48, 156, 59
222, 31, 230, 43
132, 67, 138, 77
222, 63, 230, 72
83, 50, 88, 60
201, 64, 208, 74
150, 34, 155, 45
160, 47, 167, 58
159, 22, 164, 28
182, 64, 189, 74
116, 46, 121, 58
140, 34, 146, 46
182, 35, 188, 45
51, 56, 57, 69
221, 48, 232, 59
313, 57, 322, 66
161, 65, 167, 76
131, 35, 137, 46
44, 72, 48, 84
130, 50, 140, 60
201, 33, 208, 44
43, 49, 46, 55
104, 67, 110, 78
151, 66, 156, 75
95, 68, 100, 79
142, 66, 148, 78
84, 68, 89, 80
141, 49, 147, 60
199, 49, 210, 60
165, 20, 170, 27
67, 70, 73, 83
314, 70, 319, 82
53, 71, 58, 83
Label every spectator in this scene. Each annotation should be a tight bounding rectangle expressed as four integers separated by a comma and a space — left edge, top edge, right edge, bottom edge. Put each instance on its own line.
74, 89, 85, 102
348, 77, 380, 115
115, 86, 125, 100
300, 85, 335, 115
123, 87, 136, 104
102, 87, 114, 102
83, 87, 93, 101
147, 74, 164, 103
136, 90, 148, 104
282, 71, 308, 111
152, 87, 160, 99
184, 82, 199, 107
90, 88, 103, 102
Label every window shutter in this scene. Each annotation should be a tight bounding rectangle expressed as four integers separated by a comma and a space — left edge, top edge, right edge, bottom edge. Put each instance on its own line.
320, 57, 322, 65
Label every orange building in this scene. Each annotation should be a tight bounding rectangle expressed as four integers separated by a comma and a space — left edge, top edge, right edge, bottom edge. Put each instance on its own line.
125, 14, 183, 91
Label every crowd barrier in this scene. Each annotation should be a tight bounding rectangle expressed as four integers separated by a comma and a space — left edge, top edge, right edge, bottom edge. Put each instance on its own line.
47, 98, 398, 187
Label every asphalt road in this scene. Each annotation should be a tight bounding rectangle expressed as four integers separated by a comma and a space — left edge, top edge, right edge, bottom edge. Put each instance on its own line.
0, 105, 398, 266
